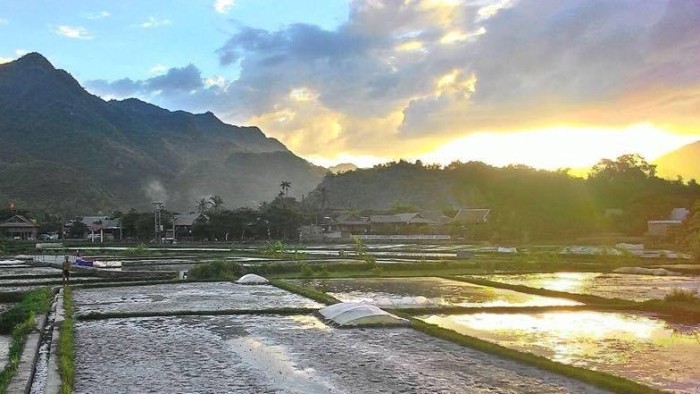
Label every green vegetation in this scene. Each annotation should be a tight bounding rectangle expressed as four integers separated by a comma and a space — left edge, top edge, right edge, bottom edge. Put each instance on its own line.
317, 154, 700, 242
0, 287, 53, 334
187, 261, 242, 281
270, 280, 339, 305
664, 288, 700, 303
58, 287, 75, 394
0, 288, 53, 392
406, 317, 662, 394
122, 244, 152, 257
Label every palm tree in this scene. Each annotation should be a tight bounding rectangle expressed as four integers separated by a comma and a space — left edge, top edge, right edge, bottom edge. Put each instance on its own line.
196, 198, 211, 213
280, 181, 292, 197
210, 195, 224, 212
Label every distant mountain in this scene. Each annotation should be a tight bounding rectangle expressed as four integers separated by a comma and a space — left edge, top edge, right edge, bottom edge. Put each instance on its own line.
655, 140, 700, 182
328, 163, 358, 174
0, 53, 326, 215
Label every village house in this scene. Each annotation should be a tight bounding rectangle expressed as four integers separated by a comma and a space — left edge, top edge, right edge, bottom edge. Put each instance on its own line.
647, 207, 689, 237
0, 215, 39, 240
65, 216, 122, 242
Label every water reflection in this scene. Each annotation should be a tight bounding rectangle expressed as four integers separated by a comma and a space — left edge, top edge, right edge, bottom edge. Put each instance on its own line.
419, 311, 700, 393
469, 272, 700, 301
288, 277, 580, 308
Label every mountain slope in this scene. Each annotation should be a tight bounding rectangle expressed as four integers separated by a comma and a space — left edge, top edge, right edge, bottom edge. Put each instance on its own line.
655, 140, 700, 182
0, 53, 326, 214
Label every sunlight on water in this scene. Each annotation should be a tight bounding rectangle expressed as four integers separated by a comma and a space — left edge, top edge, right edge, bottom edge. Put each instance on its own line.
419, 311, 700, 393
288, 277, 581, 308
468, 272, 700, 301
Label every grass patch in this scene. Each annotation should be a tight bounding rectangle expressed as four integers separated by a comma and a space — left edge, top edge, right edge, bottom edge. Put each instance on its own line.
406, 317, 661, 394
0, 287, 53, 334
663, 288, 699, 303
0, 287, 53, 392
58, 287, 75, 394
270, 280, 339, 305
77, 308, 319, 321
187, 261, 242, 281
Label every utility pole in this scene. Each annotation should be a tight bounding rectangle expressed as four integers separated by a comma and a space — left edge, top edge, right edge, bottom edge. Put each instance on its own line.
152, 201, 164, 244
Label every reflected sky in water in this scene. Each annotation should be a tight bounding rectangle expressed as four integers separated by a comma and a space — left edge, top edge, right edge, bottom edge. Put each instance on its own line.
420, 311, 700, 393
288, 277, 580, 308
468, 272, 700, 301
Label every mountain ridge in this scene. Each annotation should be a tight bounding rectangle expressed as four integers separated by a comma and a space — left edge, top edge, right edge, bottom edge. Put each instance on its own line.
0, 52, 326, 214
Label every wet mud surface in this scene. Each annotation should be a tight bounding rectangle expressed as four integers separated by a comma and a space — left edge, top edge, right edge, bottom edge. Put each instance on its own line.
468, 272, 700, 301
75, 314, 609, 394
73, 282, 323, 316
420, 311, 700, 393
0, 267, 62, 277
288, 277, 581, 308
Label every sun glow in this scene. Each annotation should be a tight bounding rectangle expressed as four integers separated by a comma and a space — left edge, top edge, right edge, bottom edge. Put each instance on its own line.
420, 124, 697, 171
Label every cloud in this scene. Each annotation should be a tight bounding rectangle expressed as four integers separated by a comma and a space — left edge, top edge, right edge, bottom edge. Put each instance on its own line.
214, 0, 236, 14
0, 56, 11, 64
86, 11, 110, 20
85, 64, 221, 109
55, 25, 93, 39
0, 18, 8, 25
83, 0, 700, 164
140, 17, 171, 29
149, 64, 167, 75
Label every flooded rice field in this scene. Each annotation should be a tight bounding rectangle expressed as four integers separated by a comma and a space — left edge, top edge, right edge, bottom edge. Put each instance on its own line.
0, 266, 62, 277
287, 277, 581, 309
468, 272, 700, 301
75, 314, 608, 394
419, 311, 700, 393
72, 282, 323, 316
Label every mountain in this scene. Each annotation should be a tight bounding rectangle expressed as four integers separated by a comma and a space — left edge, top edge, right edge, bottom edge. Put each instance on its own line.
655, 140, 700, 182
0, 53, 326, 215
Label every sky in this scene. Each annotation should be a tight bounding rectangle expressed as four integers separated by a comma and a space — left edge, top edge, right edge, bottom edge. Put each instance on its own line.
1, 0, 699, 170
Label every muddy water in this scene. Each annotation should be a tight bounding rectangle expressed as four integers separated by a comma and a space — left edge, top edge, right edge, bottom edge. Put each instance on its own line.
75, 314, 608, 393
419, 311, 700, 393
73, 282, 323, 315
288, 277, 581, 308
468, 272, 700, 301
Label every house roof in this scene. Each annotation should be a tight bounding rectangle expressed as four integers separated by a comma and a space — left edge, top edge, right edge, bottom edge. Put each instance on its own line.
0, 215, 38, 228
75, 216, 121, 231
174, 213, 208, 226
336, 214, 368, 226
669, 208, 689, 221
369, 213, 435, 225
450, 209, 490, 224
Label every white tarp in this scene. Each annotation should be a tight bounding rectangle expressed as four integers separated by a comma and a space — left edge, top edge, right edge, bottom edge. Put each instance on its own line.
236, 273, 269, 285
319, 302, 408, 327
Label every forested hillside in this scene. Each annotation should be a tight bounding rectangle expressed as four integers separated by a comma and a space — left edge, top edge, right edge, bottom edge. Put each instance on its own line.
315, 155, 700, 240
0, 53, 326, 215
